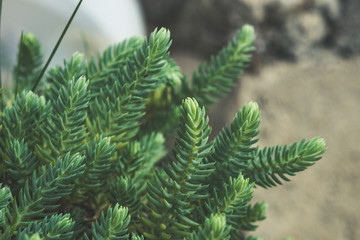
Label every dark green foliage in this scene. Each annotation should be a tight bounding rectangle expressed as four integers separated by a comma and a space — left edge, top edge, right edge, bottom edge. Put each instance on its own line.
238, 202, 267, 231
213, 175, 254, 238
36, 76, 89, 163
44, 53, 86, 102
4, 139, 38, 191
1, 153, 84, 239
73, 135, 114, 203
0, 22, 327, 240
16, 214, 75, 240
131, 133, 167, 189
194, 174, 255, 239
141, 98, 214, 239
86, 37, 144, 96
0, 91, 49, 175
86, 28, 171, 154
110, 177, 141, 219
205, 101, 261, 188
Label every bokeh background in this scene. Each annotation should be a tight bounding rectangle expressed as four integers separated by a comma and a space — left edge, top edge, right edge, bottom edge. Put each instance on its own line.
2, 0, 359, 239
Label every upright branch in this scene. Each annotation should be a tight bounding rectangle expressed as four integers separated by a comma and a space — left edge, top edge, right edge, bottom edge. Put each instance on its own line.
184, 24, 255, 106
141, 98, 214, 240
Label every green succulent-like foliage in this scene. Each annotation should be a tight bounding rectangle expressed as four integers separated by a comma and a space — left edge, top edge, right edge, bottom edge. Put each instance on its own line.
86, 28, 171, 154
86, 37, 144, 96
45, 52, 86, 103
205, 101, 261, 187
239, 202, 267, 231
0, 23, 327, 240
16, 214, 75, 240
0, 153, 84, 239
110, 176, 141, 221
85, 204, 130, 240
213, 175, 254, 239
0, 91, 49, 182
73, 135, 115, 203
141, 98, 213, 239
245, 137, 327, 188
36, 76, 90, 163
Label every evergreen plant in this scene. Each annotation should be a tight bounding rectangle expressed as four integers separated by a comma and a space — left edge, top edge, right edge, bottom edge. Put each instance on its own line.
0, 3, 326, 239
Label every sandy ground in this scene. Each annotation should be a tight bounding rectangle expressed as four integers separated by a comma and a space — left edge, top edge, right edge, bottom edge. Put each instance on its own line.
174, 51, 360, 240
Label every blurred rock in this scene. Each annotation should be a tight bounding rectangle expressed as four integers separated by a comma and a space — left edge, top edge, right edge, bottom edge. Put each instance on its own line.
286, 11, 327, 56
140, 0, 360, 62
140, 0, 254, 57
334, 0, 360, 57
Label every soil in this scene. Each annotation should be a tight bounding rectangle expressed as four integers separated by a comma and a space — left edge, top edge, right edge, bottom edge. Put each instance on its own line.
173, 51, 360, 240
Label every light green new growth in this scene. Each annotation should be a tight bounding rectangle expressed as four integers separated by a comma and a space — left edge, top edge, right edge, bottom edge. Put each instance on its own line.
86, 204, 130, 240
186, 214, 231, 240
0, 9, 326, 239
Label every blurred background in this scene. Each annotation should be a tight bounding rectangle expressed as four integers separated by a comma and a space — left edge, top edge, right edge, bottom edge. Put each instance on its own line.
1, 0, 145, 71
1, 0, 360, 239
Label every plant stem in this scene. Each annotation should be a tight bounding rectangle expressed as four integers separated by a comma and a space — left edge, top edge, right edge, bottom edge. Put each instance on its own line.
31, 0, 83, 92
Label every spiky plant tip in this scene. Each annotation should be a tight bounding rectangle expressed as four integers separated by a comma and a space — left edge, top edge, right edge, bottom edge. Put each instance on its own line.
236, 101, 261, 130
305, 137, 327, 155
187, 213, 230, 240
238, 24, 256, 49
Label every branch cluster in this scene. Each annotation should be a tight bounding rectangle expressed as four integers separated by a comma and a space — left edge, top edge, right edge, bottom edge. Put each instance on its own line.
0, 24, 326, 239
